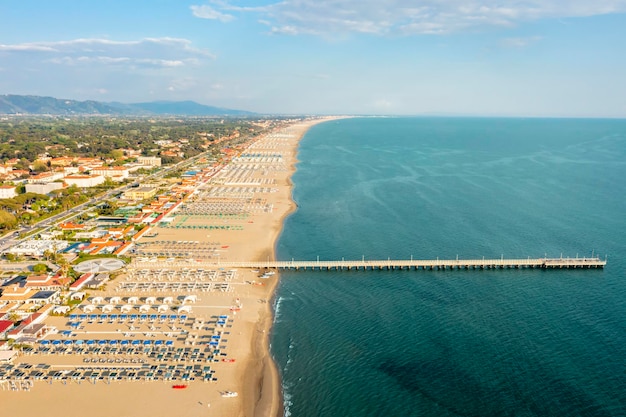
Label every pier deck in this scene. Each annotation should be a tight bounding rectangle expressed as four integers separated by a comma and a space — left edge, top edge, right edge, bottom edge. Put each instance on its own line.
133, 257, 606, 271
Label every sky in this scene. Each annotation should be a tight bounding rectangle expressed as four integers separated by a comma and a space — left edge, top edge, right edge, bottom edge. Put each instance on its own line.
1, 0, 625, 117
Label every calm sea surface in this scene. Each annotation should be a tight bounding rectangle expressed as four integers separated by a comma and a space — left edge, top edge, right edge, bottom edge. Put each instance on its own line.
272, 117, 626, 417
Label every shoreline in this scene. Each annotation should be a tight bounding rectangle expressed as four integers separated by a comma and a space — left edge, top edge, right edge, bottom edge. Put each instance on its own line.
0, 117, 336, 417
249, 118, 334, 417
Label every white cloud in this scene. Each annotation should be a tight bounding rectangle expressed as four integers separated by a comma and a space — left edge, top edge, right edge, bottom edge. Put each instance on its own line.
191, 4, 235, 22
0, 44, 58, 52
192, 0, 626, 36
0, 37, 214, 64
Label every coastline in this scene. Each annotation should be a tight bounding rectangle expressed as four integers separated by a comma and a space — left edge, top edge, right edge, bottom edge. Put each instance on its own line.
0, 117, 334, 417
248, 118, 334, 417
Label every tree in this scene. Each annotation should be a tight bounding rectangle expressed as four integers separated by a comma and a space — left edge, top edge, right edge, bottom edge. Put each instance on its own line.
32, 160, 49, 172
32, 263, 48, 273
0, 209, 18, 229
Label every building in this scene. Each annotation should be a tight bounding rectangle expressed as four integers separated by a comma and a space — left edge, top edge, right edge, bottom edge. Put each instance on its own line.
0, 185, 17, 199
138, 156, 162, 167
64, 174, 105, 188
0, 320, 14, 339
123, 186, 158, 201
90, 167, 129, 182
25, 182, 64, 194
4, 240, 69, 258
24, 273, 71, 289
69, 273, 93, 291
50, 157, 75, 167
27, 172, 64, 184
0, 286, 38, 304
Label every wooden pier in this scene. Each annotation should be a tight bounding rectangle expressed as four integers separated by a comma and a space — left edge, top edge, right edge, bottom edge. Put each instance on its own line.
133, 257, 606, 271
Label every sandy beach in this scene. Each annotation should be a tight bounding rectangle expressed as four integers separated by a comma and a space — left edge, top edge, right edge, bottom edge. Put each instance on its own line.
0, 118, 332, 416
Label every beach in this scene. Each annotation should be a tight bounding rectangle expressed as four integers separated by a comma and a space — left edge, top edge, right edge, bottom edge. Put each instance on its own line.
0, 118, 331, 417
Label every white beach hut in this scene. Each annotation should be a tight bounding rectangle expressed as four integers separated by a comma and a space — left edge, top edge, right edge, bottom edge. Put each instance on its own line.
182, 295, 197, 304
82, 304, 95, 313
178, 305, 192, 314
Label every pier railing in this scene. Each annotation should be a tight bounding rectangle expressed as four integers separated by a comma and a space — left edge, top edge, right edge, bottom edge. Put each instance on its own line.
132, 257, 606, 271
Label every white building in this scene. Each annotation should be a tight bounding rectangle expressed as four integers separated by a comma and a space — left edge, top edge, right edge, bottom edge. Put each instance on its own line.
0, 185, 17, 199
64, 174, 105, 188
25, 182, 64, 194
27, 172, 64, 184
90, 167, 129, 182
138, 156, 162, 167
4, 240, 69, 258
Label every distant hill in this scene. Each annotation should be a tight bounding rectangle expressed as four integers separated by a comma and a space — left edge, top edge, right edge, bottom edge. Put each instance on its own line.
128, 100, 254, 116
0, 94, 255, 116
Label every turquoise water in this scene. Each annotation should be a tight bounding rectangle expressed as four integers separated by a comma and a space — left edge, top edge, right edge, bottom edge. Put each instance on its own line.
272, 117, 626, 416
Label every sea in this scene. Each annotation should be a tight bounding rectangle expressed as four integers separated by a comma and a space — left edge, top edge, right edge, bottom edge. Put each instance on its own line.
271, 117, 626, 417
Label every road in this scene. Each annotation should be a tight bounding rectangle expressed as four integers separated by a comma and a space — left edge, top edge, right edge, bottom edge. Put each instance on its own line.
0, 148, 216, 250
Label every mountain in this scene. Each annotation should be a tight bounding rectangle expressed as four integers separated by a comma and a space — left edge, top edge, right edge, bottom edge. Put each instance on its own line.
128, 100, 254, 116
0, 94, 255, 116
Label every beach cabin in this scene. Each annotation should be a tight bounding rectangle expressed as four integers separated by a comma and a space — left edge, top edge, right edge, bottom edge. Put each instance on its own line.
82, 304, 96, 313
91, 296, 104, 304
52, 306, 70, 315
182, 295, 197, 304
69, 292, 85, 301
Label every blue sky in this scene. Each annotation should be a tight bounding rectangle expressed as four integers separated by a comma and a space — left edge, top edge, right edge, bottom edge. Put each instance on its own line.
1, 1, 625, 116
